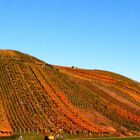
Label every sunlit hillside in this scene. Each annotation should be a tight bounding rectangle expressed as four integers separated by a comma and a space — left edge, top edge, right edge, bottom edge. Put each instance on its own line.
0, 50, 140, 137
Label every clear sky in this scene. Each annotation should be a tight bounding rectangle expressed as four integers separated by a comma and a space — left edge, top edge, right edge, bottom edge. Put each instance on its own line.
0, 0, 140, 81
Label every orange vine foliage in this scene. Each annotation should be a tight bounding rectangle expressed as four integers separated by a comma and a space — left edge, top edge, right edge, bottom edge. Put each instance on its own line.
0, 95, 12, 136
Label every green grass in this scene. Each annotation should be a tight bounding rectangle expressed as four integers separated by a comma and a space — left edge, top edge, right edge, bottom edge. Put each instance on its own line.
71, 137, 140, 140
0, 135, 18, 140
1, 134, 140, 140
0, 133, 44, 140
109, 138, 140, 140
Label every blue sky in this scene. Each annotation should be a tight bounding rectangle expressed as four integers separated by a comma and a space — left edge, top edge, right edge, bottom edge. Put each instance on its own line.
0, 0, 140, 81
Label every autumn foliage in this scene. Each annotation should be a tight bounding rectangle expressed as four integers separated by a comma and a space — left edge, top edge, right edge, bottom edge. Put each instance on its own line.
0, 50, 140, 137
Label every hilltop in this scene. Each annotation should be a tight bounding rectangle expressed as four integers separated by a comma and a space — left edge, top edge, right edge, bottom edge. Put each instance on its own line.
0, 50, 140, 137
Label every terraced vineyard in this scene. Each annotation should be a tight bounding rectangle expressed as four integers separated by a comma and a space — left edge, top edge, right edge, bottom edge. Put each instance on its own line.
0, 50, 140, 137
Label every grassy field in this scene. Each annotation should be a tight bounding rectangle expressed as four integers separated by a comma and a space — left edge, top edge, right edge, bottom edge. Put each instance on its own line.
0, 138, 140, 140
83, 138, 140, 140
1, 134, 140, 140
68, 137, 140, 140
0, 133, 44, 140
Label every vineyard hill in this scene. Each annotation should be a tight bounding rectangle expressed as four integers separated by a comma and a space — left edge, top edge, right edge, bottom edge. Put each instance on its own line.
0, 49, 140, 137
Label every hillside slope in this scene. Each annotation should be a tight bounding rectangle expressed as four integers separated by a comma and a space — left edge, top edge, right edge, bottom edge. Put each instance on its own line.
0, 50, 140, 137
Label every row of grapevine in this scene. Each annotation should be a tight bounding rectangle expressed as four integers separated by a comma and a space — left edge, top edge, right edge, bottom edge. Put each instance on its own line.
71, 77, 140, 130
30, 65, 114, 134
46, 66, 140, 131
0, 93, 12, 136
